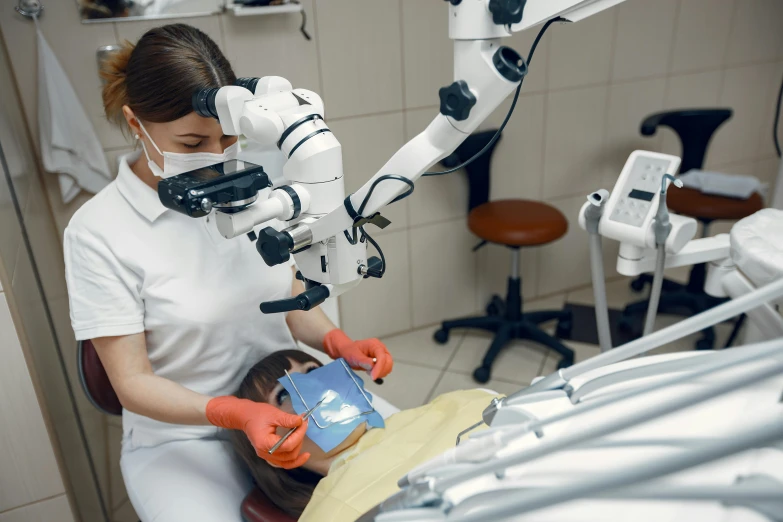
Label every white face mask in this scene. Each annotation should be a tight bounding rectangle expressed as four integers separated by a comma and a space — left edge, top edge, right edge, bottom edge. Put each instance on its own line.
137, 121, 240, 179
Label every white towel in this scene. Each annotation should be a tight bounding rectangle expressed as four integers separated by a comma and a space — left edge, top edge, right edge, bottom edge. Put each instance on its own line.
678, 169, 764, 200
36, 21, 111, 204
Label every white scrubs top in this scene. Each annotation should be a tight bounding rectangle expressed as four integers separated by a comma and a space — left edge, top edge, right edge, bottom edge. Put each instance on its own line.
64, 151, 297, 448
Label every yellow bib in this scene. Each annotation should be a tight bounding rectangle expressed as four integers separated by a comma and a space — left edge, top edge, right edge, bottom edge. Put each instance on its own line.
300, 389, 498, 522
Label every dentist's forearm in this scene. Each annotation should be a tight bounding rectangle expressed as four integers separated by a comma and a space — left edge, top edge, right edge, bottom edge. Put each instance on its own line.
92, 333, 211, 425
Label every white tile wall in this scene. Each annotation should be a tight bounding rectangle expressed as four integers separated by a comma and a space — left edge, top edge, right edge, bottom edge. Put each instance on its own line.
328, 112, 408, 233
315, 0, 404, 118
710, 64, 776, 166
115, 15, 223, 47
725, 0, 783, 66
221, 0, 321, 91
661, 70, 724, 160
400, 0, 451, 110
547, 9, 615, 91
0, 494, 74, 522
410, 219, 478, 328
0, 294, 67, 513
669, 0, 735, 74
338, 229, 412, 339
485, 93, 547, 201
535, 195, 594, 295
611, 0, 678, 82
603, 78, 667, 184
544, 86, 609, 199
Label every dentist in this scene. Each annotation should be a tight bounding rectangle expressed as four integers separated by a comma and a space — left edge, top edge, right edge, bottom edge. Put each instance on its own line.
63, 24, 393, 522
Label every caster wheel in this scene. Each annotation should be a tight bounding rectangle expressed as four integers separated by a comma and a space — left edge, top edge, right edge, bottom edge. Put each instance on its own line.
556, 319, 573, 337
557, 358, 574, 370
618, 316, 634, 333
630, 278, 646, 293
473, 366, 491, 384
433, 329, 449, 344
695, 338, 714, 351
486, 296, 505, 316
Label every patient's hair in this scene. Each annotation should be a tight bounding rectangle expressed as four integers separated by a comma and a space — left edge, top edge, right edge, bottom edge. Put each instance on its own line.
231, 350, 324, 519
101, 23, 236, 129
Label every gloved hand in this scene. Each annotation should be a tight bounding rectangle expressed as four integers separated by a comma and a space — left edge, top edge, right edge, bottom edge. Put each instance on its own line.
323, 329, 393, 381
206, 396, 310, 469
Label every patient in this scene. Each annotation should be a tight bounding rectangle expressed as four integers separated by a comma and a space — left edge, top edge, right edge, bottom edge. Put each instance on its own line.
230, 350, 499, 521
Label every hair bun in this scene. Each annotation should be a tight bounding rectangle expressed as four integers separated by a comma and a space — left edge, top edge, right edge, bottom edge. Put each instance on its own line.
101, 41, 134, 126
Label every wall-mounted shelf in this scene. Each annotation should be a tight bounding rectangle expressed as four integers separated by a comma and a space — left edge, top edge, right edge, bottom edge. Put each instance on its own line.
228, 2, 303, 17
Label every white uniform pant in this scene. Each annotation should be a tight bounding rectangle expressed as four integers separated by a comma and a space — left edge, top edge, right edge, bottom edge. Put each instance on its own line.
120, 396, 399, 522
121, 435, 252, 522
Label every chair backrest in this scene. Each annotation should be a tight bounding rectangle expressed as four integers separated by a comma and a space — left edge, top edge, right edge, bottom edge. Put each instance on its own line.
440, 129, 502, 212
640, 109, 732, 174
77, 340, 123, 416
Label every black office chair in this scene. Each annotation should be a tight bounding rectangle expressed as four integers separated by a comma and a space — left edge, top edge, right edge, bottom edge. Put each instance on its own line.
620, 109, 763, 349
433, 130, 574, 383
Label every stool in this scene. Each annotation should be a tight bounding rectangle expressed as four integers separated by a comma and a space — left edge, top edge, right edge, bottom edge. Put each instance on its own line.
433, 131, 574, 383
621, 109, 764, 350
77, 340, 289, 522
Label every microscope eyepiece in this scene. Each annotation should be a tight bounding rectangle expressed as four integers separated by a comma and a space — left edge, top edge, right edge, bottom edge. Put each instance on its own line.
235, 77, 260, 93
192, 87, 220, 119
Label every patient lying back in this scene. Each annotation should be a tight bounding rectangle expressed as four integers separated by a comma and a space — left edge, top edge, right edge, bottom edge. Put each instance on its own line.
230, 350, 498, 521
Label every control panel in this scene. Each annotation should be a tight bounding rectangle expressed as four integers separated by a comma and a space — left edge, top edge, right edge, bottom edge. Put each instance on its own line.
600, 150, 681, 247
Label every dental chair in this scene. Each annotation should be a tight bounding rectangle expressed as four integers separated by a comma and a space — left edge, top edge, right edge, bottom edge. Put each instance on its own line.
432, 130, 574, 383
76, 340, 293, 522
620, 109, 764, 350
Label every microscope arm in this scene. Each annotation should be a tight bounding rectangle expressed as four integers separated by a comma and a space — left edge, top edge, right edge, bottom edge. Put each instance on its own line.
307, 0, 628, 246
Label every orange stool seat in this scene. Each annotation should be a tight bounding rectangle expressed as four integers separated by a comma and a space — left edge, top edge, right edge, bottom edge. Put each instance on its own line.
667, 187, 764, 222
468, 199, 568, 247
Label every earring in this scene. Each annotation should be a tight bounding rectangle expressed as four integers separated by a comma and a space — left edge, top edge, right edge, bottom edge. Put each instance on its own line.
134, 134, 140, 140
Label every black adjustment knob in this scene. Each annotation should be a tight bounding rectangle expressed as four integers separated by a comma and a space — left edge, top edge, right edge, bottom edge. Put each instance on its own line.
438, 81, 477, 121
442, 0, 462, 5
488, 0, 526, 26
256, 227, 293, 267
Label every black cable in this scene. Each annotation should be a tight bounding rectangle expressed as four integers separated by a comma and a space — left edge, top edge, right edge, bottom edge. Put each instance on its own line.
291, 1, 311, 40
422, 16, 567, 177
774, 72, 782, 157
343, 175, 415, 246
358, 174, 415, 215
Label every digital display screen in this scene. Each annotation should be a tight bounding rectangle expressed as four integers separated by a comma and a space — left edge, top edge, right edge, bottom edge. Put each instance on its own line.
179, 160, 253, 181
628, 189, 654, 201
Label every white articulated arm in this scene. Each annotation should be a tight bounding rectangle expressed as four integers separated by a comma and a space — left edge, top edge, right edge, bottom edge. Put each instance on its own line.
308, 39, 525, 244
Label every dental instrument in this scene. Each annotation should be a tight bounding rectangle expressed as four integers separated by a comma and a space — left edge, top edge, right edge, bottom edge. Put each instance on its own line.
268, 397, 324, 455
581, 189, 612, 353
643, 174, 684, 336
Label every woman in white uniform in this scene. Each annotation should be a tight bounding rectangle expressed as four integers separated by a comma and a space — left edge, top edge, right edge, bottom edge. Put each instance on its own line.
64, 24, 394, 522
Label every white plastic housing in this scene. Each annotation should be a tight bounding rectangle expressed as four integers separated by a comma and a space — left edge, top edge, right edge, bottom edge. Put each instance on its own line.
599, 150, 682, 249
215, 86, 254, 136
253, 76, 293, 96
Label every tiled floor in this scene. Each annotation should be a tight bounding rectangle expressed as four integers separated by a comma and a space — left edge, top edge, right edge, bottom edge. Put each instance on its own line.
103, 276, 743, 522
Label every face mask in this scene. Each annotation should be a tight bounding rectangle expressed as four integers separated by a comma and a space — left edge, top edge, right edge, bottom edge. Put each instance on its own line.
137, 121, 240, 179
279, 358, 385, 453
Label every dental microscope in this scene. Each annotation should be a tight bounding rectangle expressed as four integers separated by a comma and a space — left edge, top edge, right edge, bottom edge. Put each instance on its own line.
158, 0, 630, 314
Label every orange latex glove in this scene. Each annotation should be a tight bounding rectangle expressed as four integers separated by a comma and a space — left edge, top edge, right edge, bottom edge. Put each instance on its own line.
323, 329, 393, 381
206, 396, 310, 469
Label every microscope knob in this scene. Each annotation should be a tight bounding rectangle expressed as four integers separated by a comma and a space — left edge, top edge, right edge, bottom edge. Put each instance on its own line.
488, 0, 526, 26
256, 227, 293, 267
438, 81, 477, 122
441, 0, 462, 5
